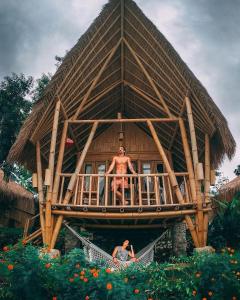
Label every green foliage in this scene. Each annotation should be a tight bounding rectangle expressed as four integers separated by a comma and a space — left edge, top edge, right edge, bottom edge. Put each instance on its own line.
234, 165, 240, 176
31, 73, 51, 103
208, 194, 240, 249
0, 73, 33, 163
0, 228, 22, 249
1, 245, 240, 300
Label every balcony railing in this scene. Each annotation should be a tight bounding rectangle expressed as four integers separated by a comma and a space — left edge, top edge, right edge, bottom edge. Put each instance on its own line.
54, 172, 193, 208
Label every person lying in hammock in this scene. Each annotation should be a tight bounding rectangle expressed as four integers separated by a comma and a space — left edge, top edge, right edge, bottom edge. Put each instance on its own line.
112, 240, 138, 265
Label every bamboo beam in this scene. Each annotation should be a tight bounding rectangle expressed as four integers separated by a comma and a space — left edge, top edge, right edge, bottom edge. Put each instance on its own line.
36, 141, 46, 244
125, 4, 215, 133
121, 0, 125, 111
147, 120, 199, 247
125, 81, 165, 113
52, 208, 211, 219
124, 38, 173, 118
178, 118, 197, 202
203, 134, 210, 246
204, 134, 211, 203
50, 121, 98, 249
185, 96, 199, 168
169, 98, 186, 150
73, 39, 122, 120
45, 100, 61, 247
185, 96, 204, 246
69, 118, 179, 124
52, 121, 68, 203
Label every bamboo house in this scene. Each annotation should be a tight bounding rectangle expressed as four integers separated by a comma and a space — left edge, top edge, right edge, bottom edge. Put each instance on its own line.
8, 0, 235, 250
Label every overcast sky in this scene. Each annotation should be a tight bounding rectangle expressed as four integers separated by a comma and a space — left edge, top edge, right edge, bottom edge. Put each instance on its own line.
0, 0, 239, 179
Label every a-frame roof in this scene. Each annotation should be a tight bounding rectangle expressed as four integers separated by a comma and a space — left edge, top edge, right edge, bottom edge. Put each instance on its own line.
8, 0, 235, 172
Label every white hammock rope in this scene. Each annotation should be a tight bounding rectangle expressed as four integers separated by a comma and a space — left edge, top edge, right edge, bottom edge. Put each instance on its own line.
63, 222, 168, 268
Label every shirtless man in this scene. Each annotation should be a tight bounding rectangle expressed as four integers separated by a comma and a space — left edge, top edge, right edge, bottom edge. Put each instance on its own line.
106, 146, 137, 204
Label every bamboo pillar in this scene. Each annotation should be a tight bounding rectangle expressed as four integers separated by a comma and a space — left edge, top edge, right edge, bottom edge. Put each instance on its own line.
36, 141, 46, 244
185, 96, 204, 246
45, 100, 61, 246
203, 134, 211, 246
179, 118, 197, 202
52, 121, 69, 202
147, 120, 199, 247
204, 134, 211, 203
50, 121, 98, 249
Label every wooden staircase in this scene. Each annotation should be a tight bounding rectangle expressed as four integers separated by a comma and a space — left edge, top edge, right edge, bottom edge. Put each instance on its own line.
23, 214, 42, 245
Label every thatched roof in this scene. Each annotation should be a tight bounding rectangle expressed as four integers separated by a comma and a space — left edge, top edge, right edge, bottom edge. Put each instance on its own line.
7, 0, 235, 173
219, 176, 240, 201
0, 170, 34, 204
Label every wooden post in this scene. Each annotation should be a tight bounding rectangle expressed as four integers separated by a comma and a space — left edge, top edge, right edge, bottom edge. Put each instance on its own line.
203, 134, 211, 246
178, 118, 197, 203
204, 134, 211, 203
50, 121, 98, 249
45, 100, 61, 247
36, 141, 46, 244
52, 121, 68, 203
147, 120, 199, 247
185, 96, 204, 247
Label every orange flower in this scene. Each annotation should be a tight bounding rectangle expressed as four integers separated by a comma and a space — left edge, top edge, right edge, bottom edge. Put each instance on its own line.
202, 298, 207, 300
134, 289, 140, 294
231, 249, 235, 253
22, 240, 27, 245
195, 272, 201, 278
3, 246, 9, 252
192, 290, 197, 296
80, 276, 84, 280
83, 278, 88, 282
106, 283, 112, 290
106, 268, 111, 273
80, 271, 85, 275
232, 297, 237, 300
45, 263, 51, 269
7, 264, 14, 271
69, 278, 74, 283
93, 272, 99, 278
75, 263, 80, 269
90, 268, 95, 273
208, 291, 213, 296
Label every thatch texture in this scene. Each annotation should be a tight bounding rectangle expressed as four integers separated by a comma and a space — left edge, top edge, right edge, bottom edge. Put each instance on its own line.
7, 0, 235, 173
218, 177, 240, 202
0, 170, 35, 227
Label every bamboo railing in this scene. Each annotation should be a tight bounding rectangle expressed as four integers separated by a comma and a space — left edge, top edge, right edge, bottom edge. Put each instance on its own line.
55, 172, 192, 208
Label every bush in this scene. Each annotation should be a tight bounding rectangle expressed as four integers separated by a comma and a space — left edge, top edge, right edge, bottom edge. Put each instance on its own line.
0, 228, 22, 249
1, 244, 240, 300
209, 194, 240, 249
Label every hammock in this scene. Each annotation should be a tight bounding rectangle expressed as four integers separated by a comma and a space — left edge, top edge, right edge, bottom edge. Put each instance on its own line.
63, 221, 168, 268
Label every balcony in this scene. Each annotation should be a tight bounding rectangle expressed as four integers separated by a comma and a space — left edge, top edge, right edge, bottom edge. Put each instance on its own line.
50, 172, 197, 215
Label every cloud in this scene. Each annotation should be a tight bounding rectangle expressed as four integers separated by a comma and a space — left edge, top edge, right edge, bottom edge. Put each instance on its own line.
0, 0, 106, 78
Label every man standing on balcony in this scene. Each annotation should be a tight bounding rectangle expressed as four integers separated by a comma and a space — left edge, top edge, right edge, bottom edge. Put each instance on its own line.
106, 146, 137, 205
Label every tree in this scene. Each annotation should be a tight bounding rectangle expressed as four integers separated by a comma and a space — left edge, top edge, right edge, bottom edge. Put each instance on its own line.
0, 72, 51, 192
31, 73, 51, 103
234, 165, 240, 176
0, 73, 33, 164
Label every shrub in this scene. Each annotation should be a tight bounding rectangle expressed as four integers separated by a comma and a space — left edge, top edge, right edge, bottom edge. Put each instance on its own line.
0, 244, 240, 299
